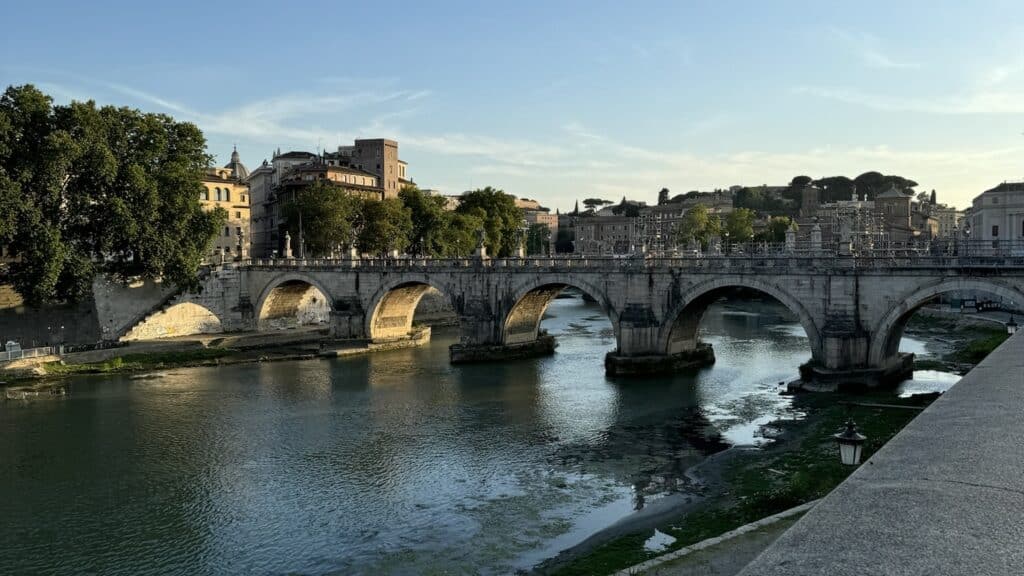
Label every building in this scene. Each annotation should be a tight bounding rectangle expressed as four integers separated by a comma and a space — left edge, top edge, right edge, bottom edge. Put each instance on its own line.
795, 184, 944, 247
970, 181, 1024, 244
247, 139, 411, 257
323, 138, 405, 199
200, 147, 250, 259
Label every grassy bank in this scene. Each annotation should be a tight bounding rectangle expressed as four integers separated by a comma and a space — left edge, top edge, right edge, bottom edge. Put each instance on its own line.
546, 391, 937, 576
906, 311, 1009, 371
41, 348, 233, 376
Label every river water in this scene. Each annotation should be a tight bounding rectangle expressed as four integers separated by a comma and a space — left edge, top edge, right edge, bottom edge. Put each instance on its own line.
0, 297, 956, 575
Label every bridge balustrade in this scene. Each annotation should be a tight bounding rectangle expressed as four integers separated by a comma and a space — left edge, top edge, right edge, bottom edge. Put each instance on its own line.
236, 239, 1024, 272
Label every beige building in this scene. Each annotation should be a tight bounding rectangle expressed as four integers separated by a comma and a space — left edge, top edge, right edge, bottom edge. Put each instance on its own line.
247, 139, 411, 257
324, 138, 405, 199
970, 181, 1024, 245
201, 148, 250, 259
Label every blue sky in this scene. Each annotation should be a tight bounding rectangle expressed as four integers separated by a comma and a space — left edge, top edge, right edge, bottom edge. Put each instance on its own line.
4, 0, 1024, 210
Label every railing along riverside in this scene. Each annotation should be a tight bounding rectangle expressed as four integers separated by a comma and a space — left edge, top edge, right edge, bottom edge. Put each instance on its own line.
1, 346, 57, 362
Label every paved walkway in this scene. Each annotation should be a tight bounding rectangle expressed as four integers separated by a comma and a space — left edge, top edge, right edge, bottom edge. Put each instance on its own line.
738, 332, 1024, 576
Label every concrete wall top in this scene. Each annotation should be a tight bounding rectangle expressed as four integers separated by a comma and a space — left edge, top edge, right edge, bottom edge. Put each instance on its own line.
738, 332, 1024, 576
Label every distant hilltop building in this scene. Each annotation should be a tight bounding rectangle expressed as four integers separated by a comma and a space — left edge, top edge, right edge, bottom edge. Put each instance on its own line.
795, 183, 957, 246
200, 147, 250, 260
247, 138, 412, 257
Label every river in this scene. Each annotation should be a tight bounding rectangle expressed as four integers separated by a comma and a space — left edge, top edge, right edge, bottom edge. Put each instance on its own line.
0, 296, 957, 575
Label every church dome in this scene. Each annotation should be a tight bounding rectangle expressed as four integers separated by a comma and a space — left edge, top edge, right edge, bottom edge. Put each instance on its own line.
223, 146, 249, 180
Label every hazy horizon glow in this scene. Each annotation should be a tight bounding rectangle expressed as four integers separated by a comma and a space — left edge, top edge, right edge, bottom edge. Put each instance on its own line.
4, 1, 1024, 210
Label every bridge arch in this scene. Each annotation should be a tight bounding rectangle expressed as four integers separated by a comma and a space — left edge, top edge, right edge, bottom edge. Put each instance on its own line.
502, 276, 620, 348
661, 277, 823, 362
255, 273, 334, 331
364, 277, 458, 341
869, 277, 1024, 366
122, 301, 224, 341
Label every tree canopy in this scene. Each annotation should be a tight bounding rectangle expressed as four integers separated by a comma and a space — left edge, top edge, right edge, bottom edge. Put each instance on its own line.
455, 187, 522, 257
0, 84, 224, 306
357, 198, 413, 257
281, 180, 362, 257
724, 208, 755, 243
675, 204, 722, 248
582, 198, 612, 211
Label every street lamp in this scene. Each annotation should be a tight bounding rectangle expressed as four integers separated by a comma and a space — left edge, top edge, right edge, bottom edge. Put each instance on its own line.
834, 419, 867, 466
1008, 315, 1019, 335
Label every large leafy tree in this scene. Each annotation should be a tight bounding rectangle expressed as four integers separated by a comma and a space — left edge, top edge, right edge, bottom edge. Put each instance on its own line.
358, 198, 413, 257
675, 204, 722, 248
455, 187, 522, 257
437, 211, 484, 257
281, 181, 362, 257
0, 84, 223, 305
398, 185, 448, 256
725, 208, 756, 243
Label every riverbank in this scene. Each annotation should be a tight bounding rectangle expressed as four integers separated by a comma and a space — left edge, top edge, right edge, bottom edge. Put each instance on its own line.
905, 307, 1009, 373
535, 389, 938, 575
0, 326, 434, 386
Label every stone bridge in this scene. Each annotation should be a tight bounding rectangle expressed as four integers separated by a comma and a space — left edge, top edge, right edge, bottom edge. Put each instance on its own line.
122, 253, 1024, 385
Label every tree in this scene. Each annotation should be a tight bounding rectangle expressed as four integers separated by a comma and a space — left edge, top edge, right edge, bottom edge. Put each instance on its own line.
357, 198, 413, 257
813, 176, 855, 203
790, 175, 813, 188
657, 187, 670, 205
725, 208, 755, 243
280, 180, 362, 257
675, 205, 722, 248
0, 84, 224, 306
582, 198, 612, 211
437, 211, 484, 257
455, 187, 522, 257
525, 223, 551, 255
398, 184, 448, 256
758, 216, 797, 243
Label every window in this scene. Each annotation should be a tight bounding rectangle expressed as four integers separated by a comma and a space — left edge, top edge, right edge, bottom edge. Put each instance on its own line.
200, 189, 209, 201
993, 197, 999, 204
215, 187, 222, 201
224, 226, 230, 237
235, 211, 241, 219
992, 225, 999, 237
225, 190, 231, 202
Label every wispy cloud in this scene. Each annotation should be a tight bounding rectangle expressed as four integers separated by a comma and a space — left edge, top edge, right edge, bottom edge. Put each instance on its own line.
831, 28, 919, 70
793, 84, 1024, 115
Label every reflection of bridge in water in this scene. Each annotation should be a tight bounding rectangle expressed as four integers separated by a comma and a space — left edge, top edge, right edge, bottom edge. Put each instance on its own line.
122, 246, 1024, 386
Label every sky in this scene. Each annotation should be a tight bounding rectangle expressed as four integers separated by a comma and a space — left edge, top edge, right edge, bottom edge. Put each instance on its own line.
3, 0, 1024, 210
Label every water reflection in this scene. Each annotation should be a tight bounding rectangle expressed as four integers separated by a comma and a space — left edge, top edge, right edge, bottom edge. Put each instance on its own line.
0, 296, 958, 575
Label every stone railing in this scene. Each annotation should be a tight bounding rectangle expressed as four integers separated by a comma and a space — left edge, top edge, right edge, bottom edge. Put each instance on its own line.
239, 244, 1024, 272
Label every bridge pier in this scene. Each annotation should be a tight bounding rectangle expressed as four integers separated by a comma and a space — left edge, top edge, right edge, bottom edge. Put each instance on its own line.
449, 333, 558, 363
798, 329, 913, 389
604, 344, 715, 376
